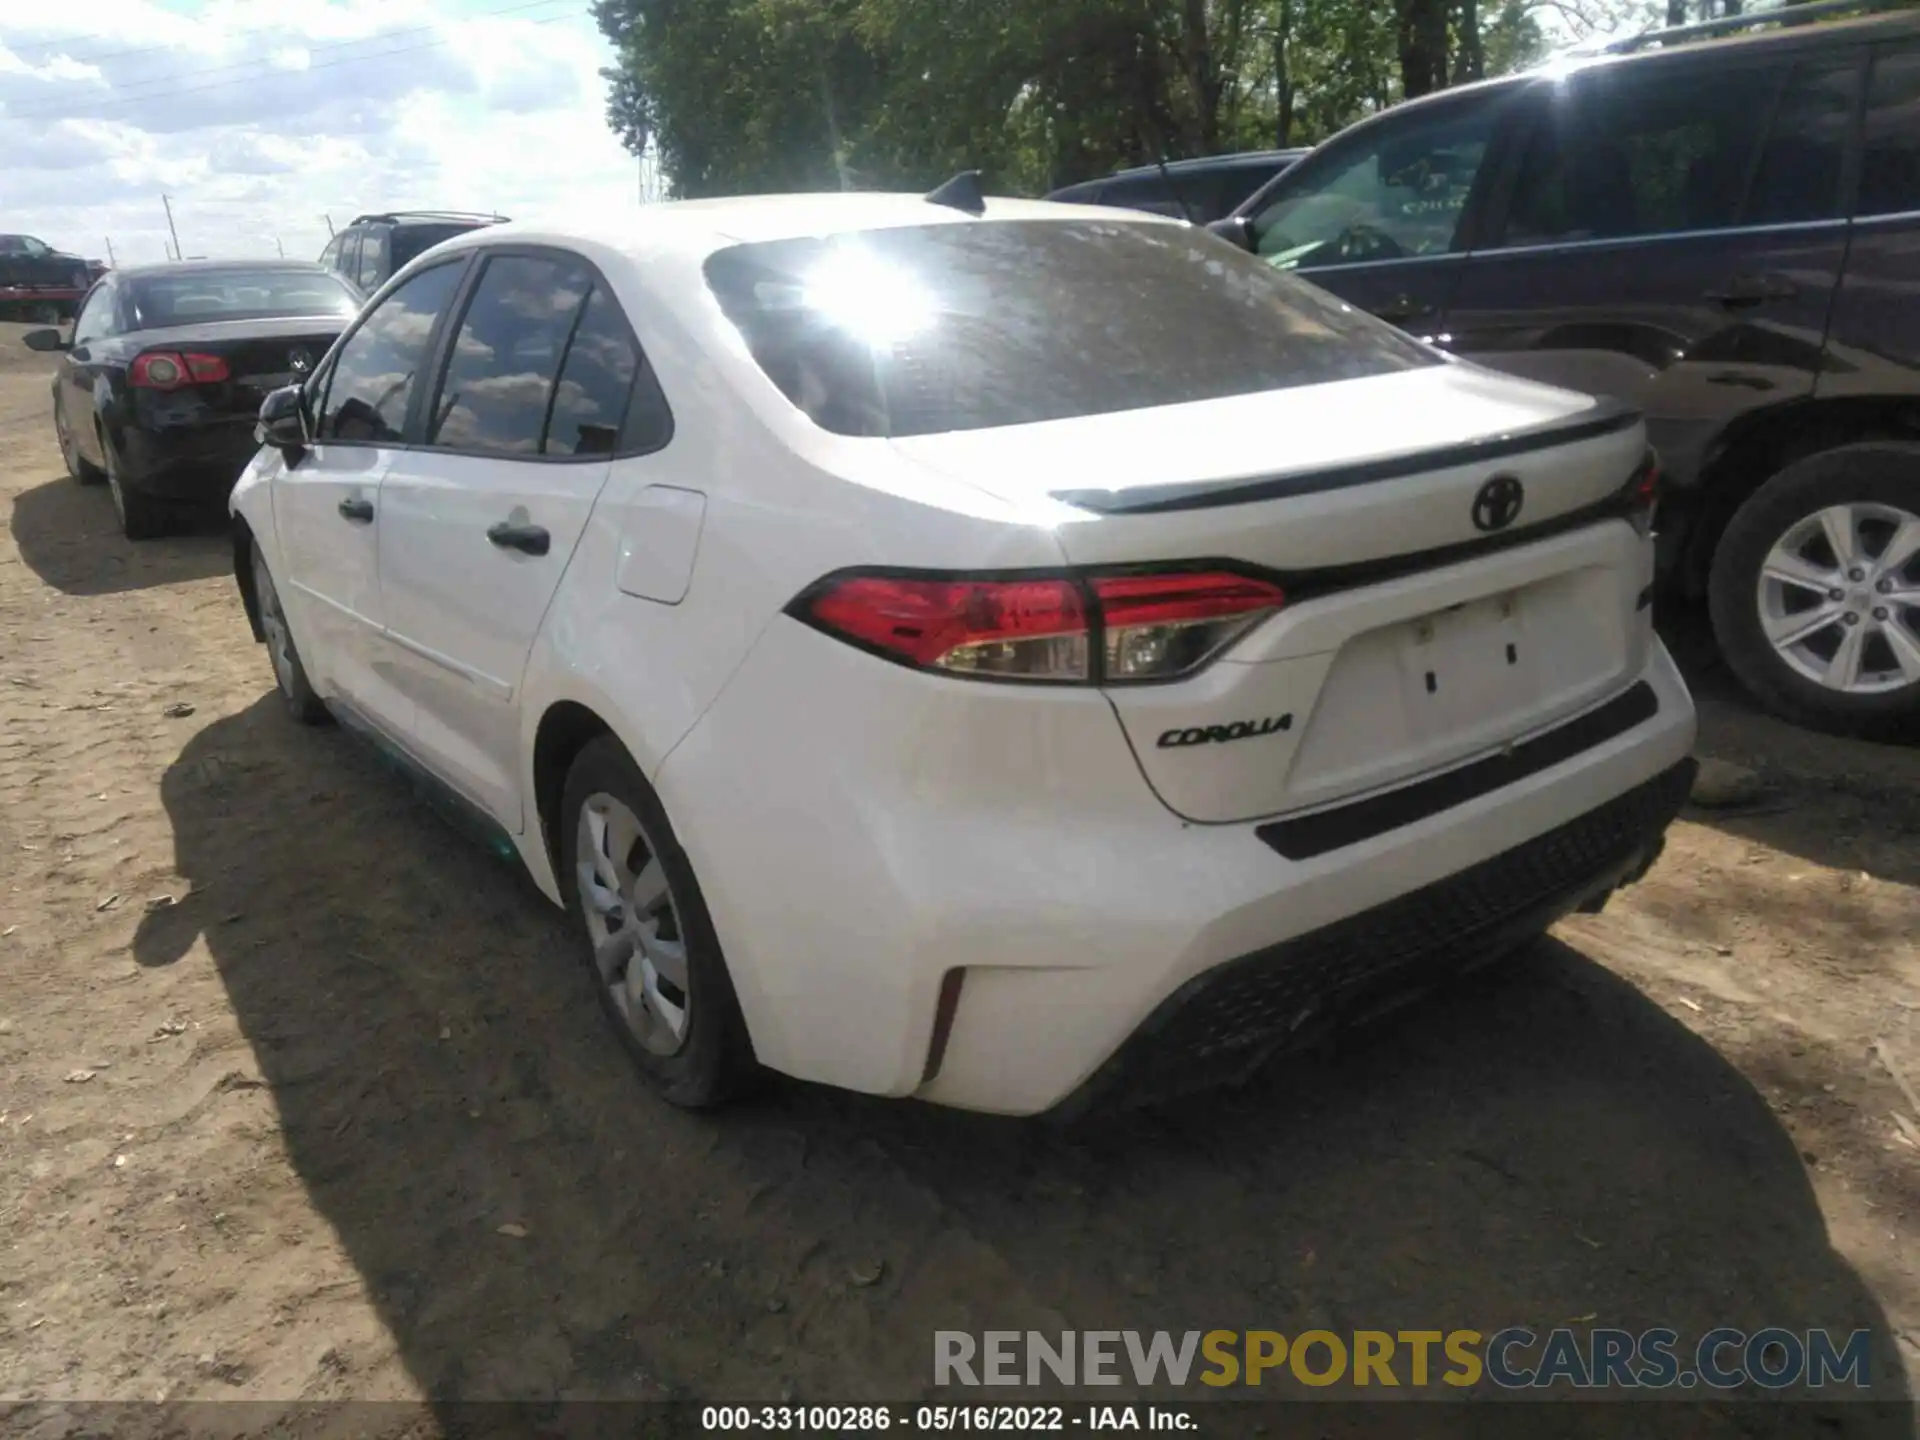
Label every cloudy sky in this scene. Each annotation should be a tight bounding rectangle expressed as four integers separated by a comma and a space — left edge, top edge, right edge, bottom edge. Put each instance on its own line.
0, 0, 655, 268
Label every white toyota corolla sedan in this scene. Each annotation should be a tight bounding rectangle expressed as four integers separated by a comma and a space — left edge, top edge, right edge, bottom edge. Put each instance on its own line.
229, 188, 1697, 1116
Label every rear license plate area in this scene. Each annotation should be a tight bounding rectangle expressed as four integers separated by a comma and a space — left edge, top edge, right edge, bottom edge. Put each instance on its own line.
1395, 591, 1532, 741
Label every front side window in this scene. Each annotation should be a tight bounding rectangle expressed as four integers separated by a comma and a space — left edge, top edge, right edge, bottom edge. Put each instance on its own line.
316, 260, 465, 443
705, 219, 1439, 439
1248, 93, 1507, 269
1859, 39, 1920, 218
318, 235, 342, 270
1495, 59, 1783, 248
126, 268, 358, 329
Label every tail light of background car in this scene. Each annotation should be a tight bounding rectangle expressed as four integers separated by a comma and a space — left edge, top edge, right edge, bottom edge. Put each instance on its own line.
1624, 449, 1660, 537
790, 568, 1287, 684
130, 351, 231, 390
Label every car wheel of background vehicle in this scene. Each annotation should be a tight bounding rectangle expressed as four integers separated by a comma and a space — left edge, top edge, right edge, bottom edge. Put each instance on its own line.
54, 397, 103, 484
249, 543, 329, 725
559, 736, 755, 1109
1709, 442, 1920, 740
99, 427, 169, 541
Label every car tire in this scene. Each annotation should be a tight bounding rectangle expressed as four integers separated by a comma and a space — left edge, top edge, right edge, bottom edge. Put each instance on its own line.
54, 396, 104, 484
249, 542, 330, 726
559, 736, 756, 1109
1709, 442, 1920, 740
100, 428, 169, 541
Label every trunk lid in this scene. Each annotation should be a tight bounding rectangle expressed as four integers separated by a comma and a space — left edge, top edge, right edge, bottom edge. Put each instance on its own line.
892, 364, 1657, 827
131, 317, 342, 418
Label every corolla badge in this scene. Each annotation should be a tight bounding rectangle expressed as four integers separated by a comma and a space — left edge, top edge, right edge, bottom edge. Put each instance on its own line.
1157, 714, 1293, 748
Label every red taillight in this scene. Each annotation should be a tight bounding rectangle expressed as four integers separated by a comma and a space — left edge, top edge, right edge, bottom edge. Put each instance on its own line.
1626, 449, 1660, 536
793, 568, 1286, 684
130, 351, 230, 390
1091, 571, 1289, 682
804, 574, 1090, 681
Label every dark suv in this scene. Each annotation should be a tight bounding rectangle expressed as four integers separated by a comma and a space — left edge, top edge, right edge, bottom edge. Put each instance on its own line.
1214, 7, 1920, 739
1046, 150, 1311, 223
319, 211, 505, 297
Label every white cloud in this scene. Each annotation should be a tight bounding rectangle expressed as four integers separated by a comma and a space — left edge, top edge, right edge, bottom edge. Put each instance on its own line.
0, 0, 643, 266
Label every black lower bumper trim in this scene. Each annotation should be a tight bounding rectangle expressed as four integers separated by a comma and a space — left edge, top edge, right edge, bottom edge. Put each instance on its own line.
1257, 681, 1660, 861
1054, 757, 1696, 1118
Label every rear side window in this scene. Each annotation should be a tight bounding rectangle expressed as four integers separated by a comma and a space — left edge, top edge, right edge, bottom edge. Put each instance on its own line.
1496, 60, 1783, 247
704, 219, 1439, 439
1745, 52, 1864, 227
546, 285, 647, 456
1859, 39, 1920, 217
426, 252, 662, 457
316, 260, 465, 443
357, 229, 388, 291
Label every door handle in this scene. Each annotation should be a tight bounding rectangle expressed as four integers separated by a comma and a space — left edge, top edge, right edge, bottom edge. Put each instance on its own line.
1371, 294, 1435, 325
337, 496, 374, 523
1705, 274, 1799, 307
487, 520, 550, 556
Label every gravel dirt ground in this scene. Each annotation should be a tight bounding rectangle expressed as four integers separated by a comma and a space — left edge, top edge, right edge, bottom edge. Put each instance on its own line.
1, 322, 1918, 1437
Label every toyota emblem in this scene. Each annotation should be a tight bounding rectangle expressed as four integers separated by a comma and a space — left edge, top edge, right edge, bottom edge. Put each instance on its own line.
1471, 474, 1525, 533
289, 347, 313, 375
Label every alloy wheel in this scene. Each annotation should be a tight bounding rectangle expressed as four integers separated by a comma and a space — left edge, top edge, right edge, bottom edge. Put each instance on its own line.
1756, 501, 1920, 696
575, 793, 691, 1057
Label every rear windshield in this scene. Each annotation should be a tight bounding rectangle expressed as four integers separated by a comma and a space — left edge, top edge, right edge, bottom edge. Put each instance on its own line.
703, 219, 1438, 438
127, 270, 358, 330
394, 223, 482, 269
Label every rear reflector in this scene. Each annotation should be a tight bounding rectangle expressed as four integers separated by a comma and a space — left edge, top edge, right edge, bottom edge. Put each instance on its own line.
131, 350, 231, 390
792, 567, 1285, 685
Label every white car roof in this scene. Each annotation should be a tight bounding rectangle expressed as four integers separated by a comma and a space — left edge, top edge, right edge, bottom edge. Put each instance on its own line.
441, 192, 1181, 267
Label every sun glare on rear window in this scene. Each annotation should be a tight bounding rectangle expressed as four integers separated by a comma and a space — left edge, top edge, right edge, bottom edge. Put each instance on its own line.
703, 219, 1438, 438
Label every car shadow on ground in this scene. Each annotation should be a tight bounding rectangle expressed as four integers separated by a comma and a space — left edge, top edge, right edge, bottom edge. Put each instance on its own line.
8, 474, 229, 596
135, 695, 1913, 1434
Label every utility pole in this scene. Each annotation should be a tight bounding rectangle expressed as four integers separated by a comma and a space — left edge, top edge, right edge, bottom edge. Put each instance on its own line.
322, 212, 335, 237
161, 193, 181, 261
275, 235, 285, 257
104, 236, 116, 267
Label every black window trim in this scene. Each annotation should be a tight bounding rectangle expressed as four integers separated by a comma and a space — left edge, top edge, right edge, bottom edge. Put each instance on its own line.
306, 253, 475, 450
411, 240, 673, 466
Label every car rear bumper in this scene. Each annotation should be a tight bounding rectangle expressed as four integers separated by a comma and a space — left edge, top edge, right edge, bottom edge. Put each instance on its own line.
114, 419, 261, 499
659, 602, 1698, 1116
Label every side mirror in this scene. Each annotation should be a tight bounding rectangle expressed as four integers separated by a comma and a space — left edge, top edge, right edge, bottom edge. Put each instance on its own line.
1206, 216, 1255, 252
22, 327, 70, 353
256, 384, 309, 455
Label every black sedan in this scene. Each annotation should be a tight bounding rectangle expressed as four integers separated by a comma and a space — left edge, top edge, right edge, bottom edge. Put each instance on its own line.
23, 260, 359, 539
